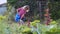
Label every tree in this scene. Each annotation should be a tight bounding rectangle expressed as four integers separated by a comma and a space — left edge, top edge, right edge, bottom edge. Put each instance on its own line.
49, 0, 60, 20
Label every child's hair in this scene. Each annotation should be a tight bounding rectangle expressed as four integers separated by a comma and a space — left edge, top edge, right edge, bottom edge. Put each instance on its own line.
22, 5, 29, 12
23, 5, 29, 9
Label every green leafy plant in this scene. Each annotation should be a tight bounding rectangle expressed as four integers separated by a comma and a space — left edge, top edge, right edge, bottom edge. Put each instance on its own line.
30, 20, 40, 27
18, 25, 32, 34
0, 16, 7, 21
36, 23, 60, 34
50, 21, 57, 25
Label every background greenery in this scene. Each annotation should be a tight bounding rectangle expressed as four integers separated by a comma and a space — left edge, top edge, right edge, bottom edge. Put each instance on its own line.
0, 0, 60, 34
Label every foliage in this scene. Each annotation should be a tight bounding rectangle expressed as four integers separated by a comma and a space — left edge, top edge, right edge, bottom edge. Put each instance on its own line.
50, 20, 57, 25
0, 16, 7, 21
18, 25, 32, 34
36, 23, 60, 34
0, 18, 19, 34
56, 19, 60, 24
1, 23, 18, 34
30, 20, 40, 27
7, 0, 18, 6
0, 16, 60, 34
49, 0, 60, 20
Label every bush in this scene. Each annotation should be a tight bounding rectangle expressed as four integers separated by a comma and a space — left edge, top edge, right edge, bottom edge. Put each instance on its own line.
18, 25, 32, 34
30, 20, 40, 27
37, 23, 60, 34
0, 16, 7, 21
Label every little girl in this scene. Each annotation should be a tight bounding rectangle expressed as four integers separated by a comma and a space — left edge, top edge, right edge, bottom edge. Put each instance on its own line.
15, 5, 29, 25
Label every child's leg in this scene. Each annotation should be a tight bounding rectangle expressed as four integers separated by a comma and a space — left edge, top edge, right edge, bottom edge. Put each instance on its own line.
22, 17, 26, 22
20, 20, 24, 25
